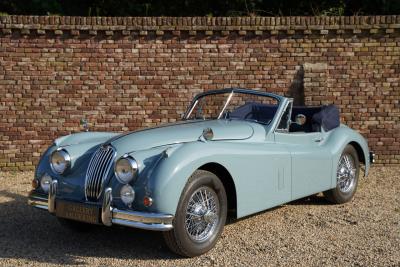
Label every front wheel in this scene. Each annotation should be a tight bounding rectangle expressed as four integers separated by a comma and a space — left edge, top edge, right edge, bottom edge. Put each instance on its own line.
324, 144, 360, 204
163, 170, 227, 257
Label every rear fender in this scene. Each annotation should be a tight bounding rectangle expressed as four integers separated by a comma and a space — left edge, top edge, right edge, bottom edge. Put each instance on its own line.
325, 125, 371, 187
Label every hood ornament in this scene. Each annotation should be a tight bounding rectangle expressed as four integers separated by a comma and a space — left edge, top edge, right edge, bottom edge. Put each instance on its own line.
80, 118, 89, 132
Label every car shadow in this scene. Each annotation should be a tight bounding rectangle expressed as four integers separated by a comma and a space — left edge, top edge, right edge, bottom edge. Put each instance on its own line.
227, 194, 331, 225
0, 190, 180, 265
0, 189, 333, 264
289, 194, 333, 206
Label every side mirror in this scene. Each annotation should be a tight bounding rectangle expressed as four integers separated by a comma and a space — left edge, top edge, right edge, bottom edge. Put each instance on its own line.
294, 114, 307, 126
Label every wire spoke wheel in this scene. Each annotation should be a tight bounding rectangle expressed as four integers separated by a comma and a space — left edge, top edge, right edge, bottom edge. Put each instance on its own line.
337, 153, 356, 193
185, 186, 220, 243
324, 145, 360, 204
163, 170, 227, 257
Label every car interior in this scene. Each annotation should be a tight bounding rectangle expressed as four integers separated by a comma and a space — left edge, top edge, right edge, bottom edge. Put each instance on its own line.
229, 102, 340, 132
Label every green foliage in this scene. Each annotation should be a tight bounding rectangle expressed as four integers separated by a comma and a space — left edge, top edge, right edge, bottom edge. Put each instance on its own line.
0, 0, 399, 16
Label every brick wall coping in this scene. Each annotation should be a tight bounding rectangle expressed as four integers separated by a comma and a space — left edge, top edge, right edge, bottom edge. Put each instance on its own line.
1, 15, 399, 36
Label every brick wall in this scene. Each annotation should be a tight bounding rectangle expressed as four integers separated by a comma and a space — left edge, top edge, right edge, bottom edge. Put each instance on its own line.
0, 16, 399, 170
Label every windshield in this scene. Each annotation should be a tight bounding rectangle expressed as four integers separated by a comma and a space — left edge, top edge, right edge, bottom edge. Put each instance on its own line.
184, 91, 280, 125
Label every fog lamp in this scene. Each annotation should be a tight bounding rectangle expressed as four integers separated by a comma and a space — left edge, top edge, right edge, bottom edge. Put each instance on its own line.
40, 174, 52, 193
120, 184, 135, 206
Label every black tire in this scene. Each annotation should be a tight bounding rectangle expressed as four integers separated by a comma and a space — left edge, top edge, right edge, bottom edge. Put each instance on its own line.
324, 144, 360, 204
163, 170, 227, 257
57, 217, 94, 232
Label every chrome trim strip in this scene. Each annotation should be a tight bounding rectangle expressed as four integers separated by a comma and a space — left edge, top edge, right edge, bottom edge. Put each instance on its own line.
48, 180, 57, 213
185, 99, 199, 119
28, 192, 48, 210
112, 208, 174, 225
274, 99, 293, 133
217, 91, 234, 119
111, 218, 173, 231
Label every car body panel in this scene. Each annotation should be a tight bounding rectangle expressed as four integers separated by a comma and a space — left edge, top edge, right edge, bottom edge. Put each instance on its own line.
274, 131, 333, 200
147, 139, 293, 217
30, 88, 371, 229
109, 119, 255, 152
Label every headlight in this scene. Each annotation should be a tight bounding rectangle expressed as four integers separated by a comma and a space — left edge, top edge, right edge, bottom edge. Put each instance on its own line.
114, 156, 138, 184
50, 149, 71, 174
120, 184, 135, 206
40, 174, 52, 193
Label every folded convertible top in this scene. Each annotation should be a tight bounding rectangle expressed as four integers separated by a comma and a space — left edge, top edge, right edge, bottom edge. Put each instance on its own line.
312, 104, 340, 132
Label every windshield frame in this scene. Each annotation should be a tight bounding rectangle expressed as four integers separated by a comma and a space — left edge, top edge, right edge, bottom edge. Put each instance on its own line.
183, 88, 283, 125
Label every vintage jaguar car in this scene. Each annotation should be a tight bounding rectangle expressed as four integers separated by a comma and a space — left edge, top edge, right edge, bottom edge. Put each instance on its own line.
28, 88, 374, 257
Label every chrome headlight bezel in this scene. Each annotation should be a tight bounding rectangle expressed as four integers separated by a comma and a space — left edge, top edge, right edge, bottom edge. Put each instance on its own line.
114, 155, 138, 184
50, 148, 71, 175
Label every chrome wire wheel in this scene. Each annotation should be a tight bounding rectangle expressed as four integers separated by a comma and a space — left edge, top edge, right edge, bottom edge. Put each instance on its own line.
185, 186, 220, 243
337, 153, 357, 193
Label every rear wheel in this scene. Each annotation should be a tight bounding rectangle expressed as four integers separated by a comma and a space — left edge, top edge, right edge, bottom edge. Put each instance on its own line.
163, 170, 227, 257
324, 145, 360, 204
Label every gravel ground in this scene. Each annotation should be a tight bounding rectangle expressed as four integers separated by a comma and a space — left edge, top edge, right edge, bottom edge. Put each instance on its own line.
0, 167, 399, 266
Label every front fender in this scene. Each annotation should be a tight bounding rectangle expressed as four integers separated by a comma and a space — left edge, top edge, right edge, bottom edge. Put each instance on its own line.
146, 141, 231, 215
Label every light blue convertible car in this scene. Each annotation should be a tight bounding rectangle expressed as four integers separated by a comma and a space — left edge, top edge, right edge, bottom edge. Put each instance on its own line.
28, 88, 374, 257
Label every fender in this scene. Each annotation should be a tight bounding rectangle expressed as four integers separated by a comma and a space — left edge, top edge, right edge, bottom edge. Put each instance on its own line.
146, 141, 232, 215
324, 125, 371, 188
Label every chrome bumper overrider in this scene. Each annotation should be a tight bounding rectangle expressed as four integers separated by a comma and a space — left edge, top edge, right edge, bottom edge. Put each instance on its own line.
28, 181, 174, 231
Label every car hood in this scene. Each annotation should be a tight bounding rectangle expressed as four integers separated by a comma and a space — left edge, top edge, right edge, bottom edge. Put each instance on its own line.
108, 120, 254, 153
54, 131, 119, 147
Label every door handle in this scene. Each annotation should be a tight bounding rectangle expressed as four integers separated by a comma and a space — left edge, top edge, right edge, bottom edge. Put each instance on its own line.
314, 137, 323, 142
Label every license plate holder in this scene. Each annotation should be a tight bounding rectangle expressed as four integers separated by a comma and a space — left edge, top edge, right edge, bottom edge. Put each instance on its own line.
56, 200, 100, 224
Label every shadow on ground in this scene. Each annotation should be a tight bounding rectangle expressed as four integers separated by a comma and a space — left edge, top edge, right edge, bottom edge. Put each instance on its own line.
0, 190, 332, 264
0, 190, 180, 265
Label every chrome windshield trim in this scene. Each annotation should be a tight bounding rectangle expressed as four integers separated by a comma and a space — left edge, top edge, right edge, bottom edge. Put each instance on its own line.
185, 99, 199, 119
217, 91, 234, 119
183, 88, 283, 121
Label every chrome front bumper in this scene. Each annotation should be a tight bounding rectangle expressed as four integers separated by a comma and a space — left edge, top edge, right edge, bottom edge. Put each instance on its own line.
28, 181, 174, 231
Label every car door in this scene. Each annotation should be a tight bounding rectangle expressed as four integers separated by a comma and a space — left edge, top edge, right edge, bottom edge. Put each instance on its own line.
274, 101, 333, 200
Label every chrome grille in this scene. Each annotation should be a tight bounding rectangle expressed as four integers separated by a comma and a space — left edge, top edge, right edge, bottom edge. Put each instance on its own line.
85, 145, 115, 200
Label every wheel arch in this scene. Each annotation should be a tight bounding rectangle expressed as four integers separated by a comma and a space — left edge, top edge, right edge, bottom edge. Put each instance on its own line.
198, 162, 237, 219
349, 141, 366, 165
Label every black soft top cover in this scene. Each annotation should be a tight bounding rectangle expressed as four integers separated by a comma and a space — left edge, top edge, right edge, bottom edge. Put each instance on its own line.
311, 104, 340, 131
